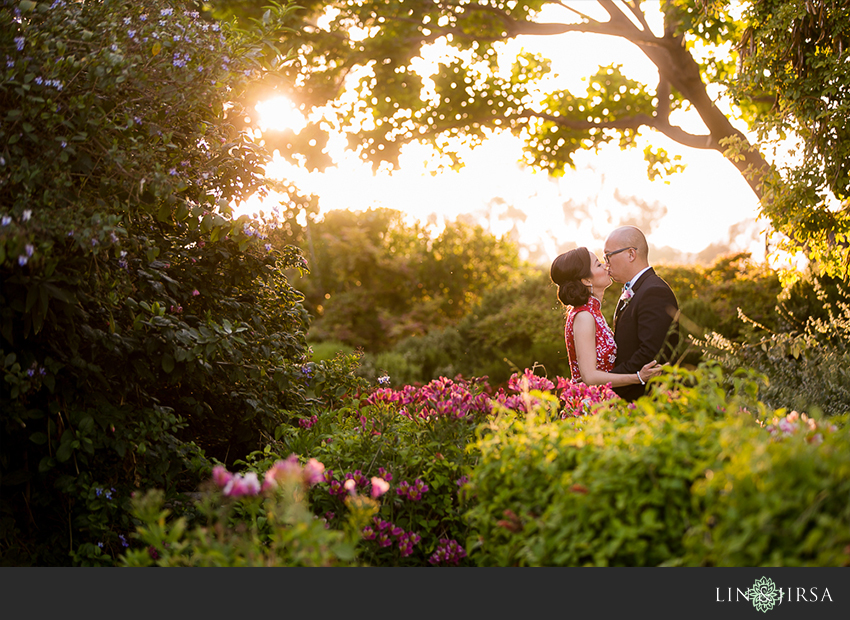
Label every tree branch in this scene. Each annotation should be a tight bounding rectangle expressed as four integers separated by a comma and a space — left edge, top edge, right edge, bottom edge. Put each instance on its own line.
521, 109, 716, 150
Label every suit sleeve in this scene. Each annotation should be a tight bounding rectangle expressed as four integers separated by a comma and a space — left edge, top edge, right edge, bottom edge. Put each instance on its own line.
612, 283, 678, 374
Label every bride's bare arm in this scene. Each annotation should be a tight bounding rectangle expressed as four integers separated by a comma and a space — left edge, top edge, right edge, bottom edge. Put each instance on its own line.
573, 312, 662, 387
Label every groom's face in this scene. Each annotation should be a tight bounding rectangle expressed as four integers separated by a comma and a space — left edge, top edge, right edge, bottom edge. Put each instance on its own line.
603, 235, 629, 283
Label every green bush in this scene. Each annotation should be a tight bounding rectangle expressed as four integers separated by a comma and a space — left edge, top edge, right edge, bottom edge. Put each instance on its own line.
698, 273, 850, 415
464, 365, 772, 566
683, 411, 850, 566
0, 0, 316, 565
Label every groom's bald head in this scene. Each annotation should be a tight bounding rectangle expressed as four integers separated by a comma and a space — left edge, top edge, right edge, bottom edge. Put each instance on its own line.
607, 226, 649, 261
604, 226, 650, 283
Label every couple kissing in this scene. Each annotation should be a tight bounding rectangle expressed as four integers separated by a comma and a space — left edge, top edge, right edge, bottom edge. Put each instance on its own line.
550, 226, 680, 402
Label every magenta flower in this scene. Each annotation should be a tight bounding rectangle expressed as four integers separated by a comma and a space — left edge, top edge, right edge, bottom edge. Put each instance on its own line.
428, 539, 467, 565
508, 368, 555, 393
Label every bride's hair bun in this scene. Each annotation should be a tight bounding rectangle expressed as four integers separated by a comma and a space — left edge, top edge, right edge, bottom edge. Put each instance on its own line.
550, 247, 592, 307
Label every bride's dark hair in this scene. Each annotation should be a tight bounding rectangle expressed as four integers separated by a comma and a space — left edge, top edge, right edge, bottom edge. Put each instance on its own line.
550, 247, 592, 307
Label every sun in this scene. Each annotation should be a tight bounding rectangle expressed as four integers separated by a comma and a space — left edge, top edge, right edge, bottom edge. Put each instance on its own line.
254, 96, 308, 134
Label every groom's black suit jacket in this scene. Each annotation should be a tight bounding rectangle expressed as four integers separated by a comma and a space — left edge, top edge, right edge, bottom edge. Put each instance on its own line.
611, 268, 679, 402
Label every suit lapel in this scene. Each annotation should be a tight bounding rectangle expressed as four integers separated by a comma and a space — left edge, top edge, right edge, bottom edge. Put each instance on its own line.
613, 269, 655, 333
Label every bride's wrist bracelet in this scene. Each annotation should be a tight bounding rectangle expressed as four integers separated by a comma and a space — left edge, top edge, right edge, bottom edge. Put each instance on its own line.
637, 370, 645, 385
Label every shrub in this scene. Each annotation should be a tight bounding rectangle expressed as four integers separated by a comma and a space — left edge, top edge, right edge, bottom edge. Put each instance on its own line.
270, 374, 497, 566
682, 411, 849, 566
0, 0, 315, 565
697, 273, 850, 415
120, 456, 369, 566
464, 365, 772, 566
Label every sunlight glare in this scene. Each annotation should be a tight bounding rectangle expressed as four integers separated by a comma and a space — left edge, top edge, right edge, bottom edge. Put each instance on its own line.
255, 97, 308, 134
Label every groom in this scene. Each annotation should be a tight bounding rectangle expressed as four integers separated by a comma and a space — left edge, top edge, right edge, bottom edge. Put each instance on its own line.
604, 226, 679, 401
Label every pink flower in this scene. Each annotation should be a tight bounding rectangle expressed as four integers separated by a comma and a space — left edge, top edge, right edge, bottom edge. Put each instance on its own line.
223, 472, 261, 497
303, 458, 326, 486
263, 455, 301, 490
343, 479, 356, 494
212, 465, 232, 488
192, 289, 200, 296
370, 476, 390, 498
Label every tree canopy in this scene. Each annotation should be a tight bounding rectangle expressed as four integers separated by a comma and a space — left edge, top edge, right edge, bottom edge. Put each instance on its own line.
223, 0, 849, 277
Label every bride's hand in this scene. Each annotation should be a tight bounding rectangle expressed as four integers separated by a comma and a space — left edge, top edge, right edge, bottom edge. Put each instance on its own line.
640, 360, 663, 380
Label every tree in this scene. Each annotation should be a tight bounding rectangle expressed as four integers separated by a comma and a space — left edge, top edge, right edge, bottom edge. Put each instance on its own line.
285, 207, 523, 351
241, 0, 848, 276
729, 0, 850, 276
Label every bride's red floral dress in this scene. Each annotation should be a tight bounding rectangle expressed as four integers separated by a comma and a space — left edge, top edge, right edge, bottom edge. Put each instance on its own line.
564, 296, 617, 382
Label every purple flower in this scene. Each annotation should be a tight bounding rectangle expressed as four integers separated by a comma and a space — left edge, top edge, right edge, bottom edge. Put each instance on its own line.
15, 37, 25, 51
428, 539, 466, 565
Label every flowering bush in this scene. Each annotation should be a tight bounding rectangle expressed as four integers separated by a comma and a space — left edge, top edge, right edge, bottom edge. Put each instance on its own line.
0, 0, 325, 566
120, 456, 370, 566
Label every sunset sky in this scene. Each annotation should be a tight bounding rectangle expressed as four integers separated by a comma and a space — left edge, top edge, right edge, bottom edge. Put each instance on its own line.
248, 2, 792, 269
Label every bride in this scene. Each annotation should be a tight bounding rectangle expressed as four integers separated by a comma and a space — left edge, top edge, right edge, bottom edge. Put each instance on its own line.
551, 247, 662, 388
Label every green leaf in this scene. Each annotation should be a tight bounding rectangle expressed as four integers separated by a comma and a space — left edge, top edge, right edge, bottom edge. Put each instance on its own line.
38, 456, 56, 473
29, 432, 48, 445
56, 441, 73, 462
161, 354, 175, 373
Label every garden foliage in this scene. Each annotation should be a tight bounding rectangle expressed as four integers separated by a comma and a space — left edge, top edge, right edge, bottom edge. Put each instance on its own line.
464, 365, 849, 566
347, 252, 784, 388
697, 273, 850, 416
0, 0, 325, 565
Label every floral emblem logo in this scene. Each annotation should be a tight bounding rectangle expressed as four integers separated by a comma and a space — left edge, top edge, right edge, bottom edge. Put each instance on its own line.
746, 577, 782, 612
